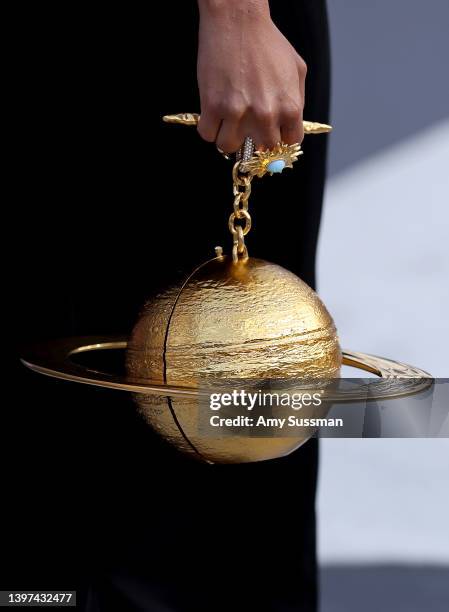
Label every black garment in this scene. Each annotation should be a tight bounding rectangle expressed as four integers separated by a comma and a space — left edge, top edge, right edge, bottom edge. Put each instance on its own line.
4, 1, 330, 610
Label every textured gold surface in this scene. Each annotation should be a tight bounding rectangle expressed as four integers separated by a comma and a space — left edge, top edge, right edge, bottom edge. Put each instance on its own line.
239, 142, 302, 177
20, 338, 433, 398
126, 256, 342, 463
162, 113, 333, 134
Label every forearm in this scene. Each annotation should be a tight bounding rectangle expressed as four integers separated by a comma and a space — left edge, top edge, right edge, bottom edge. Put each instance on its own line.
197, 0, 270, 21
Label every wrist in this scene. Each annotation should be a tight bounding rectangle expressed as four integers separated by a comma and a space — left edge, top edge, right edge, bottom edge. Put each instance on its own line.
197, 0, 271, 22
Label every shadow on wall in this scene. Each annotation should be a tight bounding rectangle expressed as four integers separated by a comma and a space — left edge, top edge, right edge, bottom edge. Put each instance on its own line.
327, 0, 449, 176
321, 565, 449, 612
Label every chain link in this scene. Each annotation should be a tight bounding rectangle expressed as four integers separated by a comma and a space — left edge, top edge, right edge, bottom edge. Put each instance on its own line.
229, 162, 254, 262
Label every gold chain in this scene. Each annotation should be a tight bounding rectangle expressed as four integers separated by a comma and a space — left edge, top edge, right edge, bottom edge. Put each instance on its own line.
229, 162, 254, 262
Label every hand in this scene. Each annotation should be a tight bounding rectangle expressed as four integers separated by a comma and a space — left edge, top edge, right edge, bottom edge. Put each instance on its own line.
197, 0, 307, 153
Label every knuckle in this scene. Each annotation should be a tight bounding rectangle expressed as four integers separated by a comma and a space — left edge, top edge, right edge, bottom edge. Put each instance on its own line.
197, 124, 215, 142
204, 94, 247, 120
223, 98, 246, 119
280, 102, 302, 124
201, 93, 223, 116
252, 105, 276, 124
211, 101, 224, 117
298, 56, 308, 75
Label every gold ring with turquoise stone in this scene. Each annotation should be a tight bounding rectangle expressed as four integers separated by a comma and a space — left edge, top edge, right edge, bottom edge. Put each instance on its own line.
239, 142, 303, 178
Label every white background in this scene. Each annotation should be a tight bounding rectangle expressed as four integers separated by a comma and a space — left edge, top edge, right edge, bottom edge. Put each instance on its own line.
316, 0, 449, 566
